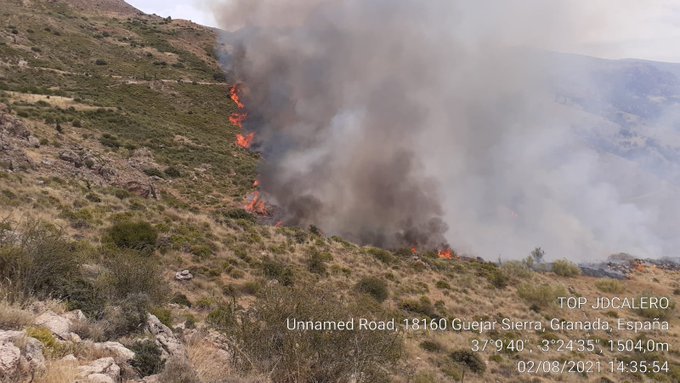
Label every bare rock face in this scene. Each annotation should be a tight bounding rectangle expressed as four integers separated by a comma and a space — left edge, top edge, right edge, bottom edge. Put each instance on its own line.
93, 341, 135, 362
0, 341, 21, 379
79, 357, 121, 383
34, 310, 83, 342
146, 314, 186, 360
0, 330, 46, 378
0, 108, 35, 172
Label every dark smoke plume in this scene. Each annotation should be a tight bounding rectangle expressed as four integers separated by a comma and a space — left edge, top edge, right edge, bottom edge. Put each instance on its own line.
212, 0, 680, 259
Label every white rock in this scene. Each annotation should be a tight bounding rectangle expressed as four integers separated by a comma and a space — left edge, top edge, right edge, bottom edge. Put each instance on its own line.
146, 314, 186, 360
94, 341, 135, 362
61, 354, 78, 363
0, 342, 21, 377
0, 330, 46, 374
88, 373, 116, 383
34, 310, 72, 340
175, 269, 193, 281
79, 357, 120, 382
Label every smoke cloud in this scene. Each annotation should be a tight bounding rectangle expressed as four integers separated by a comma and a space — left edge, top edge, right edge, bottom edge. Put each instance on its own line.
212, 0, 679, 259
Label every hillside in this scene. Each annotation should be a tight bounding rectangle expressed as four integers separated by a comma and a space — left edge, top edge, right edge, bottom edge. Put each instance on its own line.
0, 1, 679, 383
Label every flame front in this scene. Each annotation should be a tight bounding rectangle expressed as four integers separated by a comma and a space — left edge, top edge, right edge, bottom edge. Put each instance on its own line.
438, 248, 455, 260
245, 191, 267, 215
229, 84, 246, 109
236, 133, 255, 149
229, 112, 247, 128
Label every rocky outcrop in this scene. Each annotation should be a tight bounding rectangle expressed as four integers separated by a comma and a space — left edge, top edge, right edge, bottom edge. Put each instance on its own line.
0, 330, 46, 378
34, 310, 84, 341
93, 341, 135, 362
146, 314, 186, 360
78, 357, 121, 383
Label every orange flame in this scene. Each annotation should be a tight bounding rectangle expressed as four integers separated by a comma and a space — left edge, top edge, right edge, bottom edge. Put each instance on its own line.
411, 247, 417, 255
236, 132, 255, 148
245, 191, 267, 215
230, 85, 245, 109
438, 248, 455, 260
229, 112, 247, 128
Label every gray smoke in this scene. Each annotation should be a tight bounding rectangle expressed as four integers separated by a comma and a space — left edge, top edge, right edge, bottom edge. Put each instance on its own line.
212, 0, 679, 259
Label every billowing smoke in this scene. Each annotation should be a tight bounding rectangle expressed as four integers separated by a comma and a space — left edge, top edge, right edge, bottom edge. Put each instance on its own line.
212, 0, 680, 259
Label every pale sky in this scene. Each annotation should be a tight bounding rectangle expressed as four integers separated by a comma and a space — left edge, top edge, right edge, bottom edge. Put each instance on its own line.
126, 0, 680, 63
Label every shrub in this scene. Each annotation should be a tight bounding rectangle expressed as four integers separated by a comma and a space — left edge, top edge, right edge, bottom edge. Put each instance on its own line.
595, 279, 624, 294
552, 260, 581, 277
262, 258, 294, 286
130, 340, 165, 377
500, 261, 533, 279
207, 305, 235, 331
99, 293, 151, 338
0, 220, 81, 300
487, 269, 510, 289
355, 277, 389, 302
164, 166, 181, 178
419, 340, 444, 353
170, 292, 192, 307
435, 280, 451, 290
0, 299, 32, 329
635, 295, 675, 320
101, 249, 168, 302
151, 307, 172, 327
230, 285, 401, 382
366, 247, 394, 264
143, 167, 165, 178
450, 349, 486, 373
306, 251, 331, 275
99, 133, 120, 148
399, 296, 436, 317
95, 59, 108, 66
158, 357, 200, 383
517, 283, 566, 310
105, 220, 158, 253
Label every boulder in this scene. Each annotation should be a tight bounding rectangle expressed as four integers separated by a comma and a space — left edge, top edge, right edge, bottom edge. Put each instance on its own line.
79, 357, 120, 383
94, 341, 135, 362
34, 310, 72, 340
146, 314, 186, 360
0, 341, 21, 378
175, 270, 193, 281
27, 135, 40, 148
0, 330, 46, 374
59, 150, 82, 167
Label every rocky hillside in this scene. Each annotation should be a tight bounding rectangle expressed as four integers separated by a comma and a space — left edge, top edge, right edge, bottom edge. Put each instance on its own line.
0, 1, 679, 383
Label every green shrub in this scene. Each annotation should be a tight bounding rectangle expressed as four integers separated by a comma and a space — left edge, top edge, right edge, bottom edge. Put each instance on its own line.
130, 340, 165, 377
164, 166, 181, 178
99, 133, 120, 148
450, 349, 486, 373
552, 260, 581, 277
355, 277, 389, 302
517, 283, 565, 309
595, 279, 625, 294
487, 269, 510, 289
262, 258, 294, 286
207, 305, 235, 330
306, 251, 331, 275
101, 249, 168, 302
143, 167, 165, 178
151, 307, 172, 327
500, 261, 533, 279
435, 280, 451, 290
170, 293, 192, 307
99, 293, 151, 338
0, 221, 81, 300
106, 220, 158, 253
366, 247, 394, 264
635, 295, 675, 320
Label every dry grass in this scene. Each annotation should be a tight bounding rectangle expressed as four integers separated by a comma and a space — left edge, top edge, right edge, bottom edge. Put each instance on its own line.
186, 336, 233, 383
34, 360, 79, 383
0, 299, 33, 330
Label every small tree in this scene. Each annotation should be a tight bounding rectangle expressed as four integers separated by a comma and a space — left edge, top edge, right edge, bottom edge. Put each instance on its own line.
531, 247, 544, 264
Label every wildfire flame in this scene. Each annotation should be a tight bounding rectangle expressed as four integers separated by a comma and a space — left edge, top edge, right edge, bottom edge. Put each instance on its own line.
229, 84, 246, 109
245, 191, 267, 215
229, 112, 247, 128
411, 247, 417, 255
236, 133, 255, 149
438, 248, 455, 260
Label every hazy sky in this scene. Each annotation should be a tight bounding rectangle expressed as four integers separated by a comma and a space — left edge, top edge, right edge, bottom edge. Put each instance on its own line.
125, 0, 680, 62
